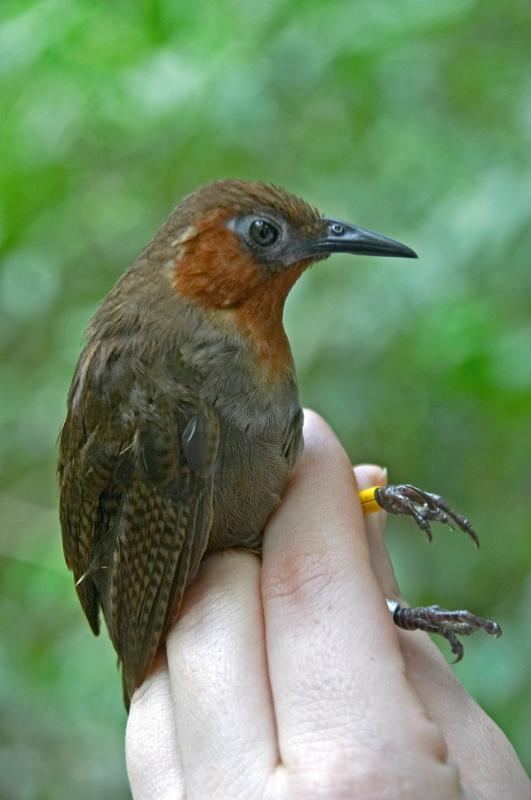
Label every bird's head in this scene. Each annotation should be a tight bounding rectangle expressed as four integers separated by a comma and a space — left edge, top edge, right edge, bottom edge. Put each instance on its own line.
153, 180, 417, 313
139, 180, 417, 381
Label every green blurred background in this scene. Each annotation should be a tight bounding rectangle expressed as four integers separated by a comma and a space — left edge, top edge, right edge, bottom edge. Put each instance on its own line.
1, 0, 530, 796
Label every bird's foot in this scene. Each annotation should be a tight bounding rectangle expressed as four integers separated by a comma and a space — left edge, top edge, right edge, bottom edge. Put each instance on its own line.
360, 484, 501, 660
387, 600, 502, 661
361, 483, 480, 547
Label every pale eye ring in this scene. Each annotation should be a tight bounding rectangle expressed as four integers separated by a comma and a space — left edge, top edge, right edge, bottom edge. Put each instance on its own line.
249, 218, 279, 247
330, 222, 345, 236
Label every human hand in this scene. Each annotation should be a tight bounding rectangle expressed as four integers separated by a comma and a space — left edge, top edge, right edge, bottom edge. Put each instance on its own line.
126, 411, 529, 799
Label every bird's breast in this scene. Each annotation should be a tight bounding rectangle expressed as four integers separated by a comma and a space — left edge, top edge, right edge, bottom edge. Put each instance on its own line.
172, 299, 304, 549
209, 398, 304, 551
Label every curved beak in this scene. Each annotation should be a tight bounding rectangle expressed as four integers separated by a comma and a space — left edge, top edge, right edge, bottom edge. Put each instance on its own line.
309, 218, 418, 259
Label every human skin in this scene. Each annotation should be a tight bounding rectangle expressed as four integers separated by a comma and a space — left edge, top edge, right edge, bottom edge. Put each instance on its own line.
126, 411, 530, 800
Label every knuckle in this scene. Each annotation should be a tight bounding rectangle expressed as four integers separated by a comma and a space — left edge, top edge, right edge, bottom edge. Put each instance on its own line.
283, 714, 452, 799
289, 749, 458, 800
262, 540, 339, 608
290, 756, 394, 800
408, 713, 449, 763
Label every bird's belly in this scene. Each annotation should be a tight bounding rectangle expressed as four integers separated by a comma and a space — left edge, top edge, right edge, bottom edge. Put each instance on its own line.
209, 415, 302, 551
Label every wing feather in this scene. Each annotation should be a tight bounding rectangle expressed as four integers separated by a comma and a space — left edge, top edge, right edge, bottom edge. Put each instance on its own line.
58, 343, 219, 701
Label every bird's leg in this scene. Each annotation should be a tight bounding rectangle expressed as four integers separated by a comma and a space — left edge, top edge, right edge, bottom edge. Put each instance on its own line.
386, 599, 502, 661
357, 484, 501, 657
358, 483, 479, 547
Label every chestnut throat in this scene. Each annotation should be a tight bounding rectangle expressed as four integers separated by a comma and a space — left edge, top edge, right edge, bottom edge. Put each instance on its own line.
171, 210, 308, 382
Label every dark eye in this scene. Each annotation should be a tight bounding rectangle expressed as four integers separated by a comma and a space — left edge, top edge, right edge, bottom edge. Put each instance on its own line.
249, 218, 279, 247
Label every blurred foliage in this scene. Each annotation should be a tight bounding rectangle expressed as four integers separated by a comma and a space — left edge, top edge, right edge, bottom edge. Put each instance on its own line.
1, 0, 530, 796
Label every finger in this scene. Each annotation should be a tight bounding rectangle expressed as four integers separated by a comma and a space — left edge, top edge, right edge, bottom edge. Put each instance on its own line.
355, 465, 518, 794
354, 464, 401, 599
166, 550, 276, 799
358, 465, 527, 794
398, 630, 531, 797
126, 655, 185, 800
262, 411, 431, 766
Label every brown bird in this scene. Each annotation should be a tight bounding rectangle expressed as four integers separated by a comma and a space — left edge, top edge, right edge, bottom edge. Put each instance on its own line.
58, 180, 500, 705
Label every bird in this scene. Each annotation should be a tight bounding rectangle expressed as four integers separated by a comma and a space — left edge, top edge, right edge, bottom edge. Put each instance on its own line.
58, 180, 501, 706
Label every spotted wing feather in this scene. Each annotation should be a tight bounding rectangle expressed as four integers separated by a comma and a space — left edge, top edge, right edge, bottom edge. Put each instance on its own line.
58, 343, 219, 700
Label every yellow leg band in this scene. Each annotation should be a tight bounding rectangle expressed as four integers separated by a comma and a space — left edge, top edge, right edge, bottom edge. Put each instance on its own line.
358, 486, 382, 515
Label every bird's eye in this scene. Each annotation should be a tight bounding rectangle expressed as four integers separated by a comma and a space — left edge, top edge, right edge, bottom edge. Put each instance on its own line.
329, 222, 345, 236
249, 218, 279, 247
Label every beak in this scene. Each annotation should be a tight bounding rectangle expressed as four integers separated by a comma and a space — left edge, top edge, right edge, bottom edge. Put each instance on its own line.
308, 218, 418, 259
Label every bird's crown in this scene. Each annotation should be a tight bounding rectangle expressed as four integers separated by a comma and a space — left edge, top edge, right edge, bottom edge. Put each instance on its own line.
171, 179, 324, 236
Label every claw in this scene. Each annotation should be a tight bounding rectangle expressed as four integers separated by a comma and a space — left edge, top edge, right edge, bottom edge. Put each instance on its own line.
390, 601, 502, 661
375, 484, 480, 547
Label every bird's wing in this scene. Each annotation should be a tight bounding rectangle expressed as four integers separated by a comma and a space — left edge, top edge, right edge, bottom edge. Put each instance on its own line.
58, 343, 219, 699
